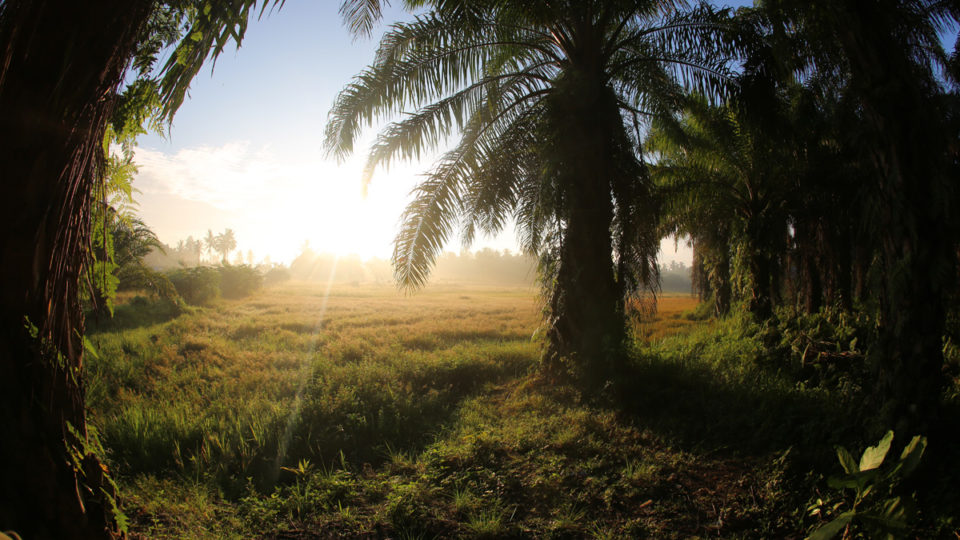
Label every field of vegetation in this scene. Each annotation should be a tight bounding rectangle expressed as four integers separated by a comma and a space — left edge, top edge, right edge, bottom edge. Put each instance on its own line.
85, 282, 960, 539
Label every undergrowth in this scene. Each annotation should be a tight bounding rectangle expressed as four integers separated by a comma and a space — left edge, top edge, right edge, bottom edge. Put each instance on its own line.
84, 285, 959, 538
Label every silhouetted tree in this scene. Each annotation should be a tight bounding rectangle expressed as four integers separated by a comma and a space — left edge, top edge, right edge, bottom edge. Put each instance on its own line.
214, 228, 237, 263
649, 97, 792, 320
0, 0, 324, 535
756, 0, 960, 432
326, 0, 739, 385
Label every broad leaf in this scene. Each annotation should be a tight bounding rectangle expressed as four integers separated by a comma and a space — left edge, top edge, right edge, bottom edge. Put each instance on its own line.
835, 445, 858, 475
898, 435, 926, 477
808, 512, 854, 540
827, 469, 878, 490
859, 430, 894, 471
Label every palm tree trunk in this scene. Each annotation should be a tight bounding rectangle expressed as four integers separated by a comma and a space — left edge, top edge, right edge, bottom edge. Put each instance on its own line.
707, 245, 732, 317
0, 1, 152, 537
795, 220, 823, 313
744, 232, 773, 320
835, 13, 953, 433
543, 68, 627, 386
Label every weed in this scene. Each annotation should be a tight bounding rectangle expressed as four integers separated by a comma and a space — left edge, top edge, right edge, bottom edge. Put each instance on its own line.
807, 431, 927, 539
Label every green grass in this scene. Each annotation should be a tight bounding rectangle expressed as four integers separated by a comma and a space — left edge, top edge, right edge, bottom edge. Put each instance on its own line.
84, 282, 960, 538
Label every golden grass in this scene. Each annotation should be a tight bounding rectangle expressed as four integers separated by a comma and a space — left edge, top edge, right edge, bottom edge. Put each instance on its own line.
86, 283, 744, 538
628, 293, 703, 342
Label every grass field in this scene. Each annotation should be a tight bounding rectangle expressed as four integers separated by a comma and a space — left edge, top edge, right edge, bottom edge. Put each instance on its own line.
85, 282, 958, 538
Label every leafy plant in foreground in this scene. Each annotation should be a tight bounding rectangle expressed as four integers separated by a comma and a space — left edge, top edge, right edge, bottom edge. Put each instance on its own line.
807, 430, 926, 540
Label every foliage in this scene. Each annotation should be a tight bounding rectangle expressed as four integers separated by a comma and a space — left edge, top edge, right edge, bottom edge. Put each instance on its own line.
263, 266, 291, 286
117, 265, 180, 304
86, 127, 141, 317
218, 264, 263, 299
807, 431, 927, 540
167, 267, 221, 306
325, 0, 742, 376
165, 263, 263, 304
213, 229, 237, 263
775, 308, 870, 392
648, 96, 792, 319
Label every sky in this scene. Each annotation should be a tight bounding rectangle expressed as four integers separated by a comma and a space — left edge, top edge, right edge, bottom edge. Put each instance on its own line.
133, 1, 754, 266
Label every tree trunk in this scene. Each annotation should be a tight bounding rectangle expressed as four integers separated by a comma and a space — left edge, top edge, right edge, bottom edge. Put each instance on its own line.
0, 1, 152, 538
834, 8, 954, 433
542, 67, 627, 387
710, 246, 732, 317
796, 220, 822, 313
744, 231, 773, 320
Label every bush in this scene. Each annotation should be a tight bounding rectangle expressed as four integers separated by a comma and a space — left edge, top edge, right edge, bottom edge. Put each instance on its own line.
118, 265, 181, 305
263, 266, 291, 286
219, 264, 263, 299
167, 267, 221, 305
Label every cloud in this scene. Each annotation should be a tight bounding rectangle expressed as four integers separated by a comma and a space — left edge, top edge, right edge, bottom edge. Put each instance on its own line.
134, 142, 300, 212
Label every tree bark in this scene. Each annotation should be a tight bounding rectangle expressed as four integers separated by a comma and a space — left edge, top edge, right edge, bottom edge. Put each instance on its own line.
744, 230, 773, 320
543, 67, 627, 386
833, 7, 955, 433
0, 1, 152, 537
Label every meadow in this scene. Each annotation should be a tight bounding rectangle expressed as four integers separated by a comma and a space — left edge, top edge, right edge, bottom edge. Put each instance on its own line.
85, 283, 959, 538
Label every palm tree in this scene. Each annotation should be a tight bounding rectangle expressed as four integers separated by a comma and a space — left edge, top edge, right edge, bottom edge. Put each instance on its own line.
0, 2, 155, 536
204, 228, 218, 264
757, 0, 960, 432
325, 0, 738, 384
648, 96, 793, 320
215, 228, 238, 263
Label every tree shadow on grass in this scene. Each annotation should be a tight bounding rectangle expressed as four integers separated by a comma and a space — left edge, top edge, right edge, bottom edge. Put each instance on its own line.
99, 339, 535, 498
86, 297, 183, 333
613, 352, 869, 459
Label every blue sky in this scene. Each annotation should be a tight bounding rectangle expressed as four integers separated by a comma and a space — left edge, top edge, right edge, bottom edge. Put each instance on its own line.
134, 1, 754, 265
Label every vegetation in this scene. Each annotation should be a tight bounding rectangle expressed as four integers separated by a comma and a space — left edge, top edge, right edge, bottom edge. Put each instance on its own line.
4, 0, 960, 537
324, 0, 737, 383
85, 284, 959, 538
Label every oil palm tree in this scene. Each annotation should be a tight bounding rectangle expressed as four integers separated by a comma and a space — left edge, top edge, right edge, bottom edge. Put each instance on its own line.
757, 0, 960, 432
648, 96, 794, 320
325, 0, 738, 383
215, 228, 238, 263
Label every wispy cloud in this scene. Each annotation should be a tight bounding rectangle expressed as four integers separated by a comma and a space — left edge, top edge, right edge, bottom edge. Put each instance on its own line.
135, 142, 308, 212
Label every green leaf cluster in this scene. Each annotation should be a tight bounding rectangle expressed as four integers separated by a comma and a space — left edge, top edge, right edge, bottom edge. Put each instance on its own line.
808, 431, 927, 540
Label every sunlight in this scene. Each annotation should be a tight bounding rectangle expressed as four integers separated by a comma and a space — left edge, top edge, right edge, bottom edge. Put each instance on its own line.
134, 142, 416, 264
272, 255, 339, 484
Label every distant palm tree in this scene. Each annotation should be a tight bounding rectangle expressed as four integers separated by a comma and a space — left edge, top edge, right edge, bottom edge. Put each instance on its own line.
648, 97, 791, 319
326, 0, 738, 383
215, 228, 237, 263
204, 228, 217, 263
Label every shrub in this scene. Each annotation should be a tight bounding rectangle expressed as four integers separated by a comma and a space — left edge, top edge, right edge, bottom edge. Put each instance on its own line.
118, 265, 181, 305
167, 267, 220, 305
807, 431, 927, 540
263, 266, 291, 286
219, 264, 263, 299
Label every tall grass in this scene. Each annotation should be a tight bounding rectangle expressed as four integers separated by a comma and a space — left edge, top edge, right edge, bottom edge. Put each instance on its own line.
84, 284, 958, 538
87, 283, 539, 496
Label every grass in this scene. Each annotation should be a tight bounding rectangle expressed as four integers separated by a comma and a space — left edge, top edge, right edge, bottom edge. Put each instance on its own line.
84, 283, 959, 538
